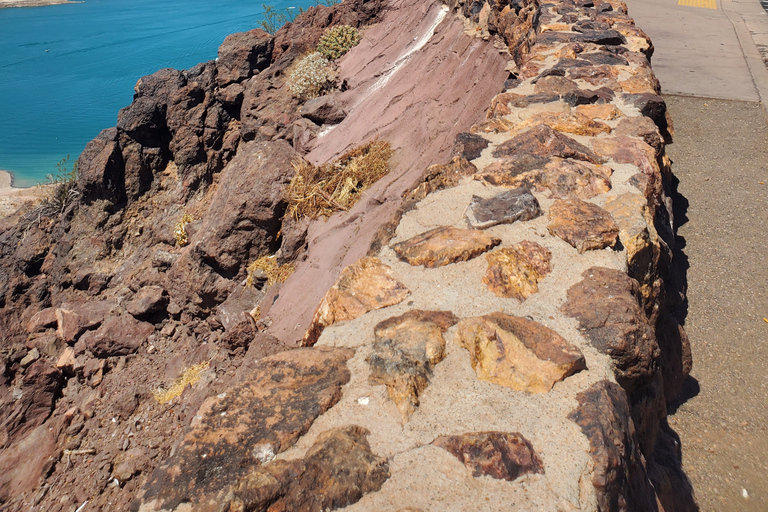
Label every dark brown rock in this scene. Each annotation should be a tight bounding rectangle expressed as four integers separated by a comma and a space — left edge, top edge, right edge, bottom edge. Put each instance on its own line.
79, 315, 154, 358
452, 132, 489, 160
368, 310, 458, 421
483, 241, 552, 300
216, 285, 263, 331
0, 361, 63, 445
568, 380, 658, 512
493, 124, 604, 165
533, 75, 579, 96
562, 267, 660, 388
474, 154, 550, 188
455, 313, 586, 393
193, 140, 298, 276
76, 127, 125, 204
126, 285, 168, 319
623, 92, 671, 141
614, 116, 664, 155
216, 28, 273, 87
226, 426, 389, 512
433, 431, 543, 481
547, 199, 619, 253
406, 157, 479, 203
132, 347, 353, 511
392, 227, 501, 268
300, 94, 348, 125
465, 188, 542, 229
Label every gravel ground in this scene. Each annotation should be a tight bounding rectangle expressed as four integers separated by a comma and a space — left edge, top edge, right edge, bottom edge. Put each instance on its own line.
664, 95, 768, 511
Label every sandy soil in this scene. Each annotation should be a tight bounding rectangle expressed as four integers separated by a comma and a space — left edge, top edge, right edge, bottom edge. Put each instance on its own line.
0, 0, 75, 7
0, 170, 49, 218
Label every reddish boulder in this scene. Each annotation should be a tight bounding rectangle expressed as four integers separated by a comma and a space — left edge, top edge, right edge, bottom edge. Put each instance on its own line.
216, 29, 273, 87
392, 227, 501, 268
493, 124, 604, 165
79, 315, 154, 358
0, 361, 63, 446
547, 199, 619, 253
433, 431, 543, 481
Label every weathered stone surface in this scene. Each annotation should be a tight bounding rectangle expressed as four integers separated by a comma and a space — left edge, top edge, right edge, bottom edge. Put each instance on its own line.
614, 116, 664, 154
368, 310, 458, 422
465, 188, 542, 229
575, 103, 623, 120
510, 111, 612, 137
475, 154, 551, 188
483, 241, 552, 300
591, 136, 661, 196
25, 308, 57, 333
216, 285, 263, 331
533, 75, 580, 97
0, 361, 63, 445
193, 140, 298, 276
623, 92, 671, 141
452, 132, 489, 160
604, 193, 657, 284
547, 199, 619, 253
562, 267, 659, 388
543, 158, 613, 199
79, 315, 154, 358
568, 380, 658, 512
455, 313, 586, 393
56, 300, 117, 343
392, 227, 501, 268
433, 431, 543, 481
536, 29, 625, 46
300, 94, 348, 125
216, 28, 273, 87
133, 347, 354, 511
225, 426, 389, 512
405, 157, 479, 204
303, 257, 409, 346
493, 124, 604, 165
126, 285, 168, 319
55, 347, 76, 371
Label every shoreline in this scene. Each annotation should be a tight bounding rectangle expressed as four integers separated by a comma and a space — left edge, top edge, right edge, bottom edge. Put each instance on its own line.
0, 170, 49, 218
0, 0, 77, 8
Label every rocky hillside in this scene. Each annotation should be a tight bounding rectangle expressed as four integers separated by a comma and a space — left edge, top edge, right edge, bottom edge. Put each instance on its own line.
0, 0, 696, 510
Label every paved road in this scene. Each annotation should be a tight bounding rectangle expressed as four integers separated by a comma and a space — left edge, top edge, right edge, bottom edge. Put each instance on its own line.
623, 0, 768, 510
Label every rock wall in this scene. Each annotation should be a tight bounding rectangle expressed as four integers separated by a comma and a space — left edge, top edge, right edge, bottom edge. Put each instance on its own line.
0, 0, 697, 510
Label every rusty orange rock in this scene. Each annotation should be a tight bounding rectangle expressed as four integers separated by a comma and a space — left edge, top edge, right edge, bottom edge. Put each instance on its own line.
455, 313, 586, 393
303, 257, 410, 346
508, 111, 612, 137
391, 226, 501, 268
483, 241, 552, 300
543, 158, 613, 199
575, 103, 623, 120
368, 310, 459, 422
547, 199, 619, 253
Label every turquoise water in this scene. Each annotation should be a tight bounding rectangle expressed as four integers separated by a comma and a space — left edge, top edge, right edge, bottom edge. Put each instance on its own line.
0, 0, 306, 187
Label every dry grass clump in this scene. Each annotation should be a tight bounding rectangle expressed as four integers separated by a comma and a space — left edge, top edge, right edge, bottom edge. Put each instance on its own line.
245, 254, 296, 288
317, 25, 361, 60
174, 214, 195, 247
287, 140, 393, 220
287, 52, 338, 101
152, 361, 209, 404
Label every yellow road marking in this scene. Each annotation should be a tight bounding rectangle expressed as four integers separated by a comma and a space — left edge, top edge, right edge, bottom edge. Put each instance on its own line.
677, 0, 717, 9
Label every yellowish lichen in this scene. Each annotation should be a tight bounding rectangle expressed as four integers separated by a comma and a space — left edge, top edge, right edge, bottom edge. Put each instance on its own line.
152, 361, 209, 404
174, 214, 195, 247
245, 255, 295, 288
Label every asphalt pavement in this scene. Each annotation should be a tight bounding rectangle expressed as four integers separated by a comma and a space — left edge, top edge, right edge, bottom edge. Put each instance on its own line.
623, 0, 768, 510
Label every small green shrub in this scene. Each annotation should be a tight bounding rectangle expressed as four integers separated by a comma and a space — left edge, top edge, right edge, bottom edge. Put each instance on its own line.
37, 155, 79, 216
316, 25, 361, 60
287, 52, 337, 101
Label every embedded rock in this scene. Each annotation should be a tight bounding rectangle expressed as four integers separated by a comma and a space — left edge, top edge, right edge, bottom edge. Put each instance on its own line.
303, 257, 410, 346
452, 132, 489, 160
193, 140, 298, 276
568, 380, 658, 512
392, 227, 501, 268
216, 285, 263, 331
603, 193, 657, 286
575, 103, 623, 120
225, 426, 389, 512
510, 111, 612, 137
542, 158, 613, 199
216, 28, 273, 87
465, 188, 542, 229
433, 431, 543, 481
493, 124, 604, 165
483, 241, 552, 300
475, 154, 551, 188
547, 199, 619, 253
79, 315, 155, 358
126, 285, 168, 319
300, 94, 348, 125
368, 310, 458, 422
561, 267, 659, 389
56, 300, 117, 343
406, 157, 479, 203
614, 116, 664, 154
25, 308, 57, 334
133, 347, 353, 511
455, 313, 586, 393
0, 361, 63, 445
591, 135, 661, 179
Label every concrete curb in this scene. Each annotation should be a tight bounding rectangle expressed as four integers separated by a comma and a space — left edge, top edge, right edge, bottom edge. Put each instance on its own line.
722, 1, 768, 119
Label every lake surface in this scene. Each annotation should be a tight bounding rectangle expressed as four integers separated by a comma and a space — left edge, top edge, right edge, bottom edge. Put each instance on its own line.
0, 0, 307, 187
